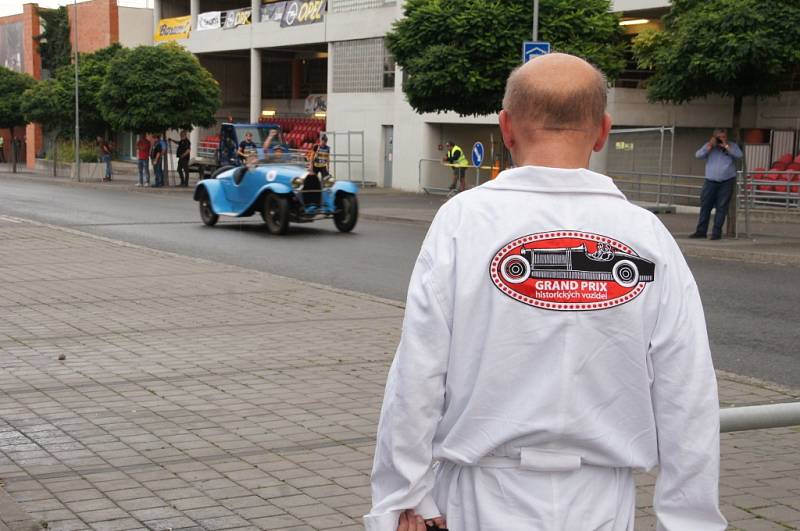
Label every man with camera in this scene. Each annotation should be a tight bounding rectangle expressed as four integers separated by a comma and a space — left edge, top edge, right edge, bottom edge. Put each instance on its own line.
690, 128, 743, 240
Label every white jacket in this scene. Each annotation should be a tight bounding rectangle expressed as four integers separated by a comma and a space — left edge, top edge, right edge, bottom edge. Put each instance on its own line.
365, 166, 726, 531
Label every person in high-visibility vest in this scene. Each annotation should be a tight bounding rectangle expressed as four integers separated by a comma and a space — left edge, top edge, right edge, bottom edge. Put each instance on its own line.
444, 141, 468, 192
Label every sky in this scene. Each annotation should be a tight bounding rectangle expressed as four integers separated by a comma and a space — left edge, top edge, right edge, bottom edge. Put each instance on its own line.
0, 0, 152, 18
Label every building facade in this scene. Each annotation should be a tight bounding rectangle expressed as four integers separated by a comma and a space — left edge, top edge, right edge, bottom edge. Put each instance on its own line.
0, 0, 152, 168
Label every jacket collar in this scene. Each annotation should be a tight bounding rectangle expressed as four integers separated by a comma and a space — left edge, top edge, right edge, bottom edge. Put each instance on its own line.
482, 165, 627, 199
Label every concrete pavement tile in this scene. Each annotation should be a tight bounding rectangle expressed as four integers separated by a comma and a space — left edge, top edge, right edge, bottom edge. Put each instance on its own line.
250, 515, 303, 530
751, 504, 800, 523
195, 516, 251, 530
115, 497, 166, 511
235, 505, 286, 519
76, 508, 129, 523
87, 519, 144, 531
301, 513, 358, 529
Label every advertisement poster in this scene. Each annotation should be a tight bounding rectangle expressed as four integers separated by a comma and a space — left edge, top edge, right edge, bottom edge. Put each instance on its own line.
261, 1, 287, 23
155, 16, 191, 41
223, 8, 251, 29
197, 11, 221, 31
281, 0, 327, 28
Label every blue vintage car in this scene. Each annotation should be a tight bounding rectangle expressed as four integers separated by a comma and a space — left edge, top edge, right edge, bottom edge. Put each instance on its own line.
193, 162, 359, 234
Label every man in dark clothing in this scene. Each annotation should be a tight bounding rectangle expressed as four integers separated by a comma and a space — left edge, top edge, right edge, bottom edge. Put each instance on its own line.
170, 131, 191, 187
237, 132, 257, 165
311, 134, 331, 179
151, 134, 164, 187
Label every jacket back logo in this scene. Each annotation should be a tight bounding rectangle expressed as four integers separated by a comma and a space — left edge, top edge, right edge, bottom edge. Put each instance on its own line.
490, 231, 655, 311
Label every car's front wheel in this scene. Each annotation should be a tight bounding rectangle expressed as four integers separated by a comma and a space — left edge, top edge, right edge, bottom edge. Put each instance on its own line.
199, 191, 219, 227
262, 193, 289, 235
333, 193, 358, 233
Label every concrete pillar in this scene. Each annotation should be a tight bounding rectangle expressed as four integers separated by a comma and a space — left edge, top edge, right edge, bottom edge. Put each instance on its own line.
291, 58, 302, 101
250, 48, 262, 124
153, 0, 161, 37
190, 0, 199, 31
190, 129, 200, 159
251, 0, 261, 23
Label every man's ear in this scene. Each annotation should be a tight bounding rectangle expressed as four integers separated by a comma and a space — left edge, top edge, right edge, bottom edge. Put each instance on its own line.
499, 110, 515, 150
593, 112, 613, 153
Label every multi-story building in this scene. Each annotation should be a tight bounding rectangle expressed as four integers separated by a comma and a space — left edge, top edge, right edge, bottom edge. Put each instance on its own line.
0, 0, 152, 168
157, 0, 799, 191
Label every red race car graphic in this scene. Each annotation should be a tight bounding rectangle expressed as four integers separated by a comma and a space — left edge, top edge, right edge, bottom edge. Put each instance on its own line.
490, 231, 656, 311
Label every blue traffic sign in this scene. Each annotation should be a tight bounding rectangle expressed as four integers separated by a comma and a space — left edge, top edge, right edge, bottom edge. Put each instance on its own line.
523, 41, 551, 63
472, 142, 484, 167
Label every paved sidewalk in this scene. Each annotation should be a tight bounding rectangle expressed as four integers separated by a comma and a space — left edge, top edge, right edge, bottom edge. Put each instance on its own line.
0, 215, 798, 530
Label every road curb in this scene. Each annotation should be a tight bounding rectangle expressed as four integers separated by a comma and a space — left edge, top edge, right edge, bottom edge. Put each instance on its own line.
717, 370, 800, 401
678, 241, 800, 266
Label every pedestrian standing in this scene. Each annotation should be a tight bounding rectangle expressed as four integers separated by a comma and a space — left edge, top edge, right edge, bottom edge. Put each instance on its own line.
0, 134, 5, 163
444, 141, 468, 192
310, 134, 330, 179
151, 134, 164, 187
689, 128, 743, 240
170, 131, 191, 187
136, 134, 151, 187
97, 136, 113, 181
365, 53, 726, 531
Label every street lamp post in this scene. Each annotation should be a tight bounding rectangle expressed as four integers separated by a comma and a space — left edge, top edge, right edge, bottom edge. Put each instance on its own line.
73, 0, 80, 182
533, 0, 539, 41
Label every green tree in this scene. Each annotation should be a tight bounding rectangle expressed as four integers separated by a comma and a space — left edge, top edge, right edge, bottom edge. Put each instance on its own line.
0, 66, 36, 173
633, 0, 800, 140
21, 78, 72, 176
53, 43, 124, 139
386, 0, 625, 116
35, 6, 72, 75
98, 43, 221, 133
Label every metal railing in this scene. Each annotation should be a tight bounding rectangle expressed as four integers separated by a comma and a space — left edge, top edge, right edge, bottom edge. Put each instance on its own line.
739, 169, 800, 237
721, 402, 800, 433
609, 171, 707, 208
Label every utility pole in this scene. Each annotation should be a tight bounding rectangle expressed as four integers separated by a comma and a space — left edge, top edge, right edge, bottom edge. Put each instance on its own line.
73, 0, 80, 182
533, 0, 539, 40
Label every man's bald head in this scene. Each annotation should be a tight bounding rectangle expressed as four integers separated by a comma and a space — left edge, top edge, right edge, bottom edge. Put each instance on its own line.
502, 53, 607, 133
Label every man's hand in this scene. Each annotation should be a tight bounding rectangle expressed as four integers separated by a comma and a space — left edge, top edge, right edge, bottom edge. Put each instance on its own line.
397, 509, 447, 531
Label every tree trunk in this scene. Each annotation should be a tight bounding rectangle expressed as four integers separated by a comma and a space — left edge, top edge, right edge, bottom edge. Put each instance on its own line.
10, 126, 16, 173
726, 95, 744, 238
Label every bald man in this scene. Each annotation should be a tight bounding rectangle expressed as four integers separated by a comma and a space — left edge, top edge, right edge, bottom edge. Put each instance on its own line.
365, 54, 726, 531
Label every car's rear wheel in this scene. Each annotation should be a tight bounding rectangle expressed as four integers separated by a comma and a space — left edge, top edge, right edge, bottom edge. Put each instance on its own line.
333, 193, 358, 233
199, 191, 218, 226
612, 259, 639, 288
262, 193, 289, 235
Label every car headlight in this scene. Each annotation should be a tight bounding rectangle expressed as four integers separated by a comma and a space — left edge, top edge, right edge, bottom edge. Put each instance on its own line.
291, 176, 304, 189
322, 175, 336, 188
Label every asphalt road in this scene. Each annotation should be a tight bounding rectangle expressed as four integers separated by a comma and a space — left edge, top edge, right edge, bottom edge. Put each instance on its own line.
0, 176, 798, 388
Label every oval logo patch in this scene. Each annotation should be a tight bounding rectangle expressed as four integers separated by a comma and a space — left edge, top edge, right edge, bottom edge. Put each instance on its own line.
489, 231, 656, 311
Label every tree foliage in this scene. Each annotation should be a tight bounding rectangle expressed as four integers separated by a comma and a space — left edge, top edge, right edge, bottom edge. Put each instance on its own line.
53, 43, 124, 138
21, 79, 72, 133
35, 6, 72, 74
98, 43, 221, 133
21, 78, 73, 175
386, 0, 625, 116
0, 66, 36, 172
0, 67, 36, 131
633, 0, 800, 133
